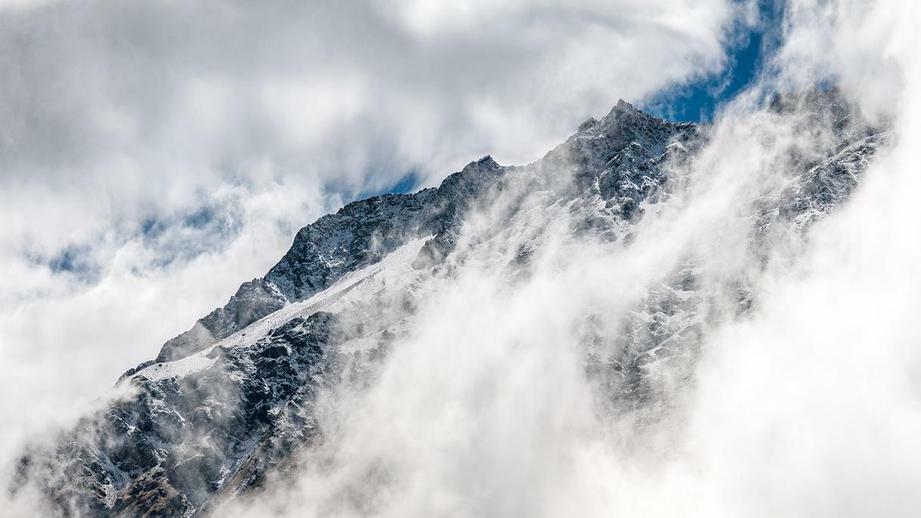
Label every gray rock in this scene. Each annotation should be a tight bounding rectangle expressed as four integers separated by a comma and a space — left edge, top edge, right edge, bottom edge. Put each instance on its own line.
13, 93, 888, 516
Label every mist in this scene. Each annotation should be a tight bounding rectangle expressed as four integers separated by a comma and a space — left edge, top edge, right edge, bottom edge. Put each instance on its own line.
219, 1, 921, 516
0, 0, 751, 482
0, 0, 744, 470
4, 0, 921, 516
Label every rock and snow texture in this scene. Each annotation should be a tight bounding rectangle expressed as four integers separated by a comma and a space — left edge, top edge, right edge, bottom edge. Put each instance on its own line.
11, 94, 887, 516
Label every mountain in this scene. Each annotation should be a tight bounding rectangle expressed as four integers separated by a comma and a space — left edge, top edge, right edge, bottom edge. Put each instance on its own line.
10, 95, 886, 516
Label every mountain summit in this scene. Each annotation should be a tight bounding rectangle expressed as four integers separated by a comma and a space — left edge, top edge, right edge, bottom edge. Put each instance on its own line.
13, 95, 885, 516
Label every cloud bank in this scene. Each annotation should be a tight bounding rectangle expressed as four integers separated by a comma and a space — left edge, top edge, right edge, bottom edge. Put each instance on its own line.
208, 1, 921, 516
0, 0, 746, 464
9, 0, 921, 516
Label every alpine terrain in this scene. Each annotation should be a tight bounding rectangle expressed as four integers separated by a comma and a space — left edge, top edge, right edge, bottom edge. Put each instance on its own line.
10, 91, 886, 516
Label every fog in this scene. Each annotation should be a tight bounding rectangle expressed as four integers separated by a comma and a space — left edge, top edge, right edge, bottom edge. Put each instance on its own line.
219, 0, 921, 516
0, 0, 742, 470
4, 0, 921, 516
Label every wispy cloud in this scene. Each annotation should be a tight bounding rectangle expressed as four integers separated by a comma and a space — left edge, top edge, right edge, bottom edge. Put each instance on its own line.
0, 0, 745, 476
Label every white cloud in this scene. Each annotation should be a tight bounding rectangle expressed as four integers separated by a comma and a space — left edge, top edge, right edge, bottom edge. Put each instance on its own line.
207, 1, 921, 516
0, 0, 745, 478
4, 0, 920, 514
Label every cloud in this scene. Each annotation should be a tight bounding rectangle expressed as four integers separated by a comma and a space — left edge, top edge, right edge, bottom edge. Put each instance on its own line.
5, 0, 920, 514
204, 1, 921, 517
680, 1, 921, 515
0, 0, 745, 479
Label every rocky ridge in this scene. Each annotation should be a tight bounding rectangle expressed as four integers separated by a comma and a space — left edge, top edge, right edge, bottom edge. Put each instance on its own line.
11, 95, 886, 516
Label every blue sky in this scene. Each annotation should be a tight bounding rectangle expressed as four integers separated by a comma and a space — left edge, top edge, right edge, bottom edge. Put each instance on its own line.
379, 2, 784, 196
643, 1, 783, 122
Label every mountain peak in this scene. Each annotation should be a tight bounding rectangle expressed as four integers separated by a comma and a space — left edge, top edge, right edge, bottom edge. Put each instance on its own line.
603, 99, 651, 123
615, 98, 633, 109
458, 155, 501, 176
476, 155, 497, 167
12, 91, 887, 517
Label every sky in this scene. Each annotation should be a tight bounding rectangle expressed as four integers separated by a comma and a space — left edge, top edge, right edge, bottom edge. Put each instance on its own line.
0, 1, 755, 451
381, 0, 777, 195
387, 0, 777, 193
643, 0, 782, 122
222, 0, 921, 513
3, 0, 921, 515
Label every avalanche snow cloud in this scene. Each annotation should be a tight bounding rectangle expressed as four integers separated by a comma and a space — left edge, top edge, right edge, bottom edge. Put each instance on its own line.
4, 0, 921, 517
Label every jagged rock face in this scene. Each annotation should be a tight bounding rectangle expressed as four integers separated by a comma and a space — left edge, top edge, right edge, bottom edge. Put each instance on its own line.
265, 194, 437, 301
13, 97, 887, 516
19, 312, 339, 517
157, 279, 288, 362
156, 157, 505, 363
776, 132, 885, 226
546, 100, 698, 182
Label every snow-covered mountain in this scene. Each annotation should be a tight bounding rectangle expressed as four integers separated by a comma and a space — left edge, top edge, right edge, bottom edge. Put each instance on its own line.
11, 93, 886, 516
